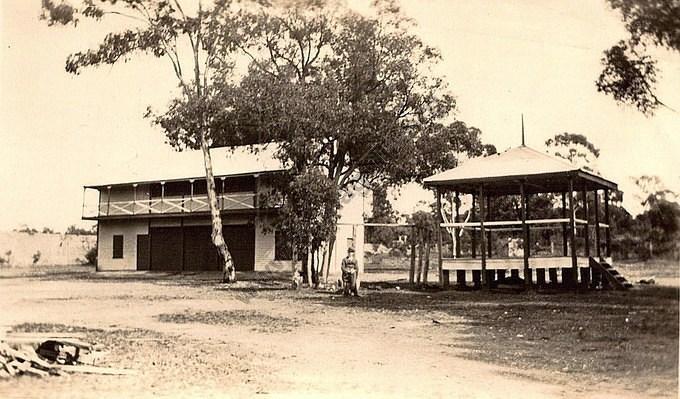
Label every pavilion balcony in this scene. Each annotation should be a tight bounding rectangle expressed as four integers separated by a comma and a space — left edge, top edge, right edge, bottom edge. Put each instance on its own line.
438, 218, 611, 262
82, 192, 259, 219
435, 217, 614, 289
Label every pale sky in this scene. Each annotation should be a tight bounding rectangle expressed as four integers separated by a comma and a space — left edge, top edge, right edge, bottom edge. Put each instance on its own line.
1, 0, 679, 232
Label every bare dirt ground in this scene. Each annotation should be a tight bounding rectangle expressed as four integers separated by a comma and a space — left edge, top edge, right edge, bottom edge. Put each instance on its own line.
0, 264, 677, 399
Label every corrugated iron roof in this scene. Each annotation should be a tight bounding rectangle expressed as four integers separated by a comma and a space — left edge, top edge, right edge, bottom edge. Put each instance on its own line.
424, 145, 617, 192
84, 144, 287, 188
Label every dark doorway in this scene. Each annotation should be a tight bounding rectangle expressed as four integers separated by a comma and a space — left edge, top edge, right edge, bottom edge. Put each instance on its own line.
183, 224, 255, 271
137, 234, 150, 270
223, 224, 255, 271
149, 227, 183, 271
183, 226, 221, 271
149, 224, 255, 272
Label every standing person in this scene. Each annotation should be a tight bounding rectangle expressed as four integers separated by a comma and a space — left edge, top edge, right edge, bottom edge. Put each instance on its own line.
341, 247, 359, 297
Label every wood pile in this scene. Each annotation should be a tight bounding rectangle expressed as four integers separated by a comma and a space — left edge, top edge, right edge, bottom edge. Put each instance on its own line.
0, 332, 134, 378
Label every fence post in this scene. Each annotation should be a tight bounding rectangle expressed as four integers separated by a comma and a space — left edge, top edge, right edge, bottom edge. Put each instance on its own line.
436, 188, 444, 287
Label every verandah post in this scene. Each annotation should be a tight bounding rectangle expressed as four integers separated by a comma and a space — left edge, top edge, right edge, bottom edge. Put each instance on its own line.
160, 181, 165, 214
471, 194, 477, 259
220, 177, 226, 210
454, 191, 461, 258
526, 192, 531, 259
604, 189, 611, 258
520, 181, 530, 288
81, 187, 86, 219
486, 195, 492, 258
436, 188, 445, 287
562, 192, 568, 256
132, 183, 137, 215
106, 185, 111, 216
594, 190, 601, 258
582, 184, 590, 257
479, 185, 487, 288
189, 179, 195, 212
568, 176, 578, 289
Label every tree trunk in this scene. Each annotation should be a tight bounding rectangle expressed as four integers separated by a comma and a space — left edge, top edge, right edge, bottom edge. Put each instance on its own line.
311, 247, 319, 288
319, 244, 327, 279
302, 247, 310, 286
409, 226, 416, 284
291, 245, 300, 289
416, 229, 423, 287
324, 235, 336, 285
423, 233, 431, 285
199, 134, 235, 283
190, 20, 234, 283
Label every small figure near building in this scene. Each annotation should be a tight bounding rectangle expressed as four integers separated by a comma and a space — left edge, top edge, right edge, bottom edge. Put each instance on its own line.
341, 247, 359, 297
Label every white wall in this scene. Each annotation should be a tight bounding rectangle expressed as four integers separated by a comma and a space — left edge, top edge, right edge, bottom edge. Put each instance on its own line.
98, 219, 148, 271
0, 232, 96, 267
327, 189, 366, 281
253, 215, 289, 272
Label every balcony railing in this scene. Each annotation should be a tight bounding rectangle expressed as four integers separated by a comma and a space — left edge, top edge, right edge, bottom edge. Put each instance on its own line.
84, 193, 257, 218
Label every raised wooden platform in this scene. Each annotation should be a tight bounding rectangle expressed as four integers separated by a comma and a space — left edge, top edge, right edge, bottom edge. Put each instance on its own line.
442, 256, 590, 271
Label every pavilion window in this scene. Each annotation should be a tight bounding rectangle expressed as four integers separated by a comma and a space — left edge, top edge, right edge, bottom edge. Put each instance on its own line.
112, 235, 124, 259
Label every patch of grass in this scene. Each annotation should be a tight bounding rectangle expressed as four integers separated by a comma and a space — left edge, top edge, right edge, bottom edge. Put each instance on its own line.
11, 323, 166, 345
304, 285, 679, 394
156, 310, 302, 333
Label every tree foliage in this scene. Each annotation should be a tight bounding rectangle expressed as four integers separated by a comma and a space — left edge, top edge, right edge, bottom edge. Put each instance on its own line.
274, 169, 340, 255
213, 1, 487, 275
65, 224, 97, 235
545, 132, 600, 172
212, 1, 485, 189
270, 169, 340, 285
15, 226, 38, 235
633, 176, 680, 258
411, 210, 436, 241
597, 0, 680, 115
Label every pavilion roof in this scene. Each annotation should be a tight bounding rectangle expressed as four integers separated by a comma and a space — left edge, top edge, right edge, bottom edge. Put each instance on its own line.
423, 145, 617, 195
84, 144, 287, 189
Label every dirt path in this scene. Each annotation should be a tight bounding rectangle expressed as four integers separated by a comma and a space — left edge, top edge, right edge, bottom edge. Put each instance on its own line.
0, 271, 670, 398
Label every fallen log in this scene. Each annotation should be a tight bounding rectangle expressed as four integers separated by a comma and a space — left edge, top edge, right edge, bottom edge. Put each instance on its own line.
6, 332, 87, 339
22, 365, 49, 377
55, 364, 136, 375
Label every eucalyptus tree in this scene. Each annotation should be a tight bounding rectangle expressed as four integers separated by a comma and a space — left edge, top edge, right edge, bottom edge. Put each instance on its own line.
41, 0, 245, 282
545, 132, 600, 172
597, 0, 680, 115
